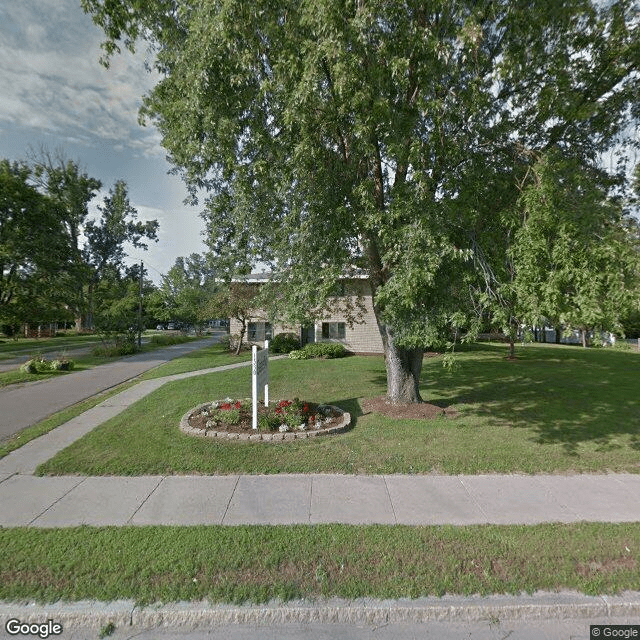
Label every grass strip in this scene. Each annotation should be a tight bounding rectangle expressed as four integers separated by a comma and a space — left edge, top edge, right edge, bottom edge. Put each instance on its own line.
0, 334, 102, 358
139, 341, 251, 380
0, 523, 638, 604
0, 337, 205, 389
0, 380, 139, 459
37, 344, 640, 476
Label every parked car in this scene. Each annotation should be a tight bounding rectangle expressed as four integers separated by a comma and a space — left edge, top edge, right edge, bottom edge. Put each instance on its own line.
167, 323, 175, 330
156, 324, 164, 331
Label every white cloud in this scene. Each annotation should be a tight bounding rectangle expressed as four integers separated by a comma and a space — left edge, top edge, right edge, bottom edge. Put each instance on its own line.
0, 0, 163, 157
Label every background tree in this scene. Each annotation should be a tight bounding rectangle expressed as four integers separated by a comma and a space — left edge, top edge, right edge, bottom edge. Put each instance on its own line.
29, 149, 102, 330
83, 180, 159, 329
0, 160, 71, 332
150, 254, 217, 332
200, 283, 259, 355
84, 0, 640, 401
511, 152, 640, 347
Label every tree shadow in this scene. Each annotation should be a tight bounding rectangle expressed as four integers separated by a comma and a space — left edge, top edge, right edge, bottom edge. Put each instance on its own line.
417, 344, 640, 455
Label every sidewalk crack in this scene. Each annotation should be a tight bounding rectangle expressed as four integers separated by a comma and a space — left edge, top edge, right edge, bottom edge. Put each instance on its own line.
28, 475, 88, 526
221, 475, 240, 524
382, 476, 398, 524
127, 476, 165, 524
458, 476, 490, 522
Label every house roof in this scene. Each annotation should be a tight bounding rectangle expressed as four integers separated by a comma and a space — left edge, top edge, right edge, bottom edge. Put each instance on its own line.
231, 268, 369, 283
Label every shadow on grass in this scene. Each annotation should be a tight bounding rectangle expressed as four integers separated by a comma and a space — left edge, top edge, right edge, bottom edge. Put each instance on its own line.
418, 343, 640, 455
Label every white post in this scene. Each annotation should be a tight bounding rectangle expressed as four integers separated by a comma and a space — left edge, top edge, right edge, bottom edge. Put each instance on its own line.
252, 345, 258, 430
251, 340, 270, 430
264, 339, 269, 407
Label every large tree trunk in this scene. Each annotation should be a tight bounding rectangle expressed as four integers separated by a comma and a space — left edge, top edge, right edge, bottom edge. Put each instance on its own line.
234, 321, 246, 356
377, 322, 423, 404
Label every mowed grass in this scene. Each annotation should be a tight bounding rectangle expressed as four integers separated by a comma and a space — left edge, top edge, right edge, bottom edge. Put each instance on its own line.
139, 341, 251, 380
37, 343, 640, 476
1, 523, 638, 604
0, 333, 102, 358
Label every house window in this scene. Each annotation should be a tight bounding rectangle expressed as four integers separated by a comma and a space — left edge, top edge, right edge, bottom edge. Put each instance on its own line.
321, 322, 346, 339
248, 322, 272, 341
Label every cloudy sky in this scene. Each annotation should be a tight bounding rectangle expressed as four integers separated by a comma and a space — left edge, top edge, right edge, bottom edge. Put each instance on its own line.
0, 0, 207, 284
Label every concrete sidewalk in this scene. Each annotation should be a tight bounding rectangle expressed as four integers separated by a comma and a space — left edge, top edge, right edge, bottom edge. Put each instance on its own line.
1, 470, 640, 528
0, 335, 221, 440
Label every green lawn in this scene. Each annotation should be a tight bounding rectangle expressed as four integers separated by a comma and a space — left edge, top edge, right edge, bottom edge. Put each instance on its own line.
37, 342, 640, 476
0, 333, 103, 359
139, 341, 252, 379
0, 523, 638, 604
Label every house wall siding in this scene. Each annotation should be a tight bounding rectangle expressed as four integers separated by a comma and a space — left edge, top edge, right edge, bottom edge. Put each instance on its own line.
229, 279, 384, 354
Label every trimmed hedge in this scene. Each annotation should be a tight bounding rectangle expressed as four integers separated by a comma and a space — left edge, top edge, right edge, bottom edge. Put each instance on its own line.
269, 333, 301, 354
289, 342, 348, 359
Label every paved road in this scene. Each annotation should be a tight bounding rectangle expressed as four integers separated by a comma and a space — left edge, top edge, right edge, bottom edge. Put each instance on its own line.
0, 335, 221, 441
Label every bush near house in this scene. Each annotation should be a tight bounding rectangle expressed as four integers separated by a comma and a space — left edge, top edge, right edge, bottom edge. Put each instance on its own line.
269, 332, 301, 353
289, 342, 349, 359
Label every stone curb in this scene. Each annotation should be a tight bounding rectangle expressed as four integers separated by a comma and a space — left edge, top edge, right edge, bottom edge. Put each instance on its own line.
179, 403, 351, 441
2, 593, 640, 629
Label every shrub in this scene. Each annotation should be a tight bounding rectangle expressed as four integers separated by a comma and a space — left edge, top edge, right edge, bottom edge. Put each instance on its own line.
51, 359, 74, 371
301, 342, 348, 359
258, 413, 281, 432
288, 349, 310, 360
269, 332, 301, 354
149, 334, 192, 346
92, 339, 137, 357
19, 360, 37, 373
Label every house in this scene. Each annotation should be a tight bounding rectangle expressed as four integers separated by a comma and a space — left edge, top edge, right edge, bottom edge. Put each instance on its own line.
229, 272, 384, 354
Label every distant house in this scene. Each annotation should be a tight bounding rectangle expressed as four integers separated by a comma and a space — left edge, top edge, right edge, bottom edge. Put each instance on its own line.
229, 272, 384, 354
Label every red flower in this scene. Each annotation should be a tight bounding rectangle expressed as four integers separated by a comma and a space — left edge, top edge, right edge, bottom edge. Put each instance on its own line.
220, 403, 232, 410
303, 404, 309, 413
234, 401, 242, 409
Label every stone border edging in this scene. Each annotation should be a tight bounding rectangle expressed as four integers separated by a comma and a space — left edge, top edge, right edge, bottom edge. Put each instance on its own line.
2, 592, 640, 628
180, 403, 351, 442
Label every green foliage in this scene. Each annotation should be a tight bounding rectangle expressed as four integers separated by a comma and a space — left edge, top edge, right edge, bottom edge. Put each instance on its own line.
19, 360, 37, 373
149, 334, 193, 346
511, 152, 640, 341
19, 356, 74, 374
150, 254, 217, 330
288, 349, 310, 360
301, 342, 348, 359
83, 0, 640, 398
0, 159, 72, 328
92, 338, 137, 357
269, 332, 301, 354
257, 413, 281, 432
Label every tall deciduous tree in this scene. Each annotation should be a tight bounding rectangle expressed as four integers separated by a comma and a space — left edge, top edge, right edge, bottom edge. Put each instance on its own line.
151, 254, 217, 331
511, 151, 640, 347
83, 180, 159, 328
83, 0, 640, 402
29, 150, 102, 329
0, 160, 70, 329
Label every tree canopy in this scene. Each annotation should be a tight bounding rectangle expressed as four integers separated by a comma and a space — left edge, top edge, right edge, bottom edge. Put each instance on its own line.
83, 0, 640, 401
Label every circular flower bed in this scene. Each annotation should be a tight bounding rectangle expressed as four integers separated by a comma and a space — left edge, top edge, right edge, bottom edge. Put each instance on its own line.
180, 397, 351, 442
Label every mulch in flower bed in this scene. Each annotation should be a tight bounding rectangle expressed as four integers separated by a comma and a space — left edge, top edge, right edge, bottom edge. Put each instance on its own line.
187, 401, 345, 434
361, 396, 459, 420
